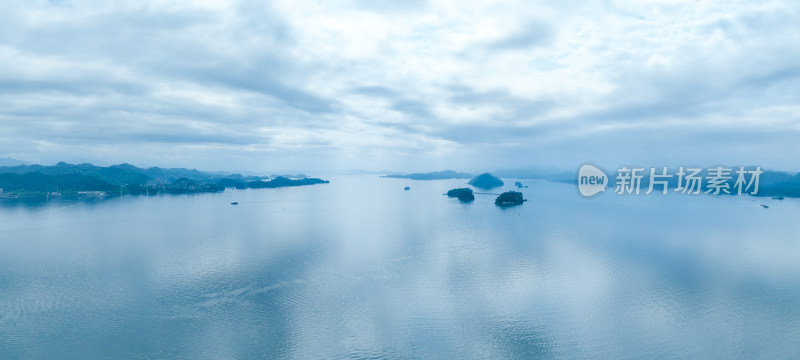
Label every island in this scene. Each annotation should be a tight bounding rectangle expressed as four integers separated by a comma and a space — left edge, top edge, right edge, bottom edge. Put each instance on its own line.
245, 176, 328, 189
495, 191, 526, 206
382, 170, 472, 180
446, 188, 475, 202
469, 173, 504, 190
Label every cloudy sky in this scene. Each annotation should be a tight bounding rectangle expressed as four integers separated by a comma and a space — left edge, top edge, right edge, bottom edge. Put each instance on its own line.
1, 0, 799, 173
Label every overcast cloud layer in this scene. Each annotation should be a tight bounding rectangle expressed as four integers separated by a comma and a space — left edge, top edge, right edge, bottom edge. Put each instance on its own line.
1, 0, 799, 173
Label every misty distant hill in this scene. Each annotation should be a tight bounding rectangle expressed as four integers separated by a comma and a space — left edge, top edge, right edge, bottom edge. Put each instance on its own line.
382, 170, 473, 180
597, 168, 800, 198
383, 167, 579, 181
492, 167, 574, 181
382, 167, 575, 181
0, 158, 30, 167
389, 166, 800, 198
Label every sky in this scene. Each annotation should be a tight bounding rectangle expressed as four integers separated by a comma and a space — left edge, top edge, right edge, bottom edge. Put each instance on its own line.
1, 0, 799, 174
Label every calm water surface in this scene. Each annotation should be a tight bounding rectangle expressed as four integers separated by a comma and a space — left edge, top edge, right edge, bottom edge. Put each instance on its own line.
1, 176, 799, 359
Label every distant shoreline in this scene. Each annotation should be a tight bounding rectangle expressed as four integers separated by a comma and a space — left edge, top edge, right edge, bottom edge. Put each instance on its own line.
0, 162, 329, 200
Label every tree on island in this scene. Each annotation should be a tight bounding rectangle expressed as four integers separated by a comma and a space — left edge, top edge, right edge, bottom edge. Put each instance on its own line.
447, 188, 475, 202
165, 177, 225, 194
495, 191, 525, 206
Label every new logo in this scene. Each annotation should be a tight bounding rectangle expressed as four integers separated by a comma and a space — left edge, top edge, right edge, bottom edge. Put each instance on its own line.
578, 164, 607, 197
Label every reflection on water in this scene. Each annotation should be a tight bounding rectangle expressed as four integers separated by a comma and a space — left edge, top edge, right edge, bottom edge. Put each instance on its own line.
1, 176, 799, 359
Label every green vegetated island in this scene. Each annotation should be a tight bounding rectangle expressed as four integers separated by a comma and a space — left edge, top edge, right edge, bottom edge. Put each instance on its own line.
468, 173, 505, 190
439, 173, 526, 206
0, 162, 328, 199
446, 188, 475, 202
384, 170, 526, 206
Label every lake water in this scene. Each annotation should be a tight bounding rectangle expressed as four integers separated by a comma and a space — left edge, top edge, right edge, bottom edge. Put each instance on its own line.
1, 176, 799, 359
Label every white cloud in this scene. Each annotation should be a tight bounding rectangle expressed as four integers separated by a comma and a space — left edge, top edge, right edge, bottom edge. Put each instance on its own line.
0, 0, 798, 172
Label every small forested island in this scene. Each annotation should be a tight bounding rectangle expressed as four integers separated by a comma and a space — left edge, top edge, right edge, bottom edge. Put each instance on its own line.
382, 170, 472, 180
244, 177, 328, 189
0, 162, 329, 199
469, 173, 504, 189
446, 188, 475, 202
495, 191, 526, 206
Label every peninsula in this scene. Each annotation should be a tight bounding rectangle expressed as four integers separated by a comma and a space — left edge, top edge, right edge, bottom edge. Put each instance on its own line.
0, 162, 329, 199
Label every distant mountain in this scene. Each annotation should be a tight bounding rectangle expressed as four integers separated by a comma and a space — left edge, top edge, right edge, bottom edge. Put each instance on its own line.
497, 166, 800, 198
0, 172, 117, 192
0, 158, 30, 166
492, 166, 574, 181
382, 170, 473, 180
0, 162, 248, 185
601, 168, 800, 198
758, 171, 800, 197
140, 166, 220, 184
247, 176, 329, 188
0, 162, 149, 185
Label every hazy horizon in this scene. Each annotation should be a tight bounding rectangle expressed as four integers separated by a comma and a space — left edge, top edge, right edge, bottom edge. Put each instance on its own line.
3, 158, 800, 180
2, 1, 799, 173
